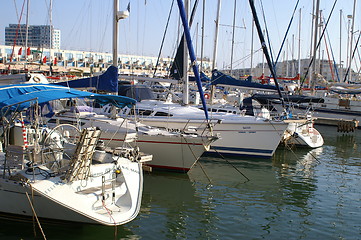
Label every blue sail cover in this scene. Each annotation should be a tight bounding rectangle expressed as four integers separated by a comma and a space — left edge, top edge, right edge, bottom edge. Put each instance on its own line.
211, 70, 282, 91
0, 84, 136, 113
54, 66, 118, 93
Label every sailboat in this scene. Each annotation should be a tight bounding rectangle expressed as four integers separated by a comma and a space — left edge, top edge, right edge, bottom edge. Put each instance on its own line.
0, 84, 150, 225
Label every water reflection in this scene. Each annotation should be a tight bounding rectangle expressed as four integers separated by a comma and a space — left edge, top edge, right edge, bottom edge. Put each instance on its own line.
1, 127, 360, 239
0, 214, 134, 240
128, 172, 212, 239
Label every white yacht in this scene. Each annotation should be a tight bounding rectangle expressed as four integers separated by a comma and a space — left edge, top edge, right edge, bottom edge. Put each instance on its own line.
118, 96, 288, 158
48, 106, 217, 173
0, 84, 149, 225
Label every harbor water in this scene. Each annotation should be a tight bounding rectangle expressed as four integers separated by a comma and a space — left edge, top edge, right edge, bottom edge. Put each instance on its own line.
0, 125, 360, 239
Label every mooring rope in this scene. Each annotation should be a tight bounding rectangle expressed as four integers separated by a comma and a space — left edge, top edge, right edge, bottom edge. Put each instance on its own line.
25, 189, 47, 240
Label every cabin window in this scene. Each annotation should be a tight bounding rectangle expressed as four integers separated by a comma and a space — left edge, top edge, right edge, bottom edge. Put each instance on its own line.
138, 109, 152, 116
154, 112, 172, 117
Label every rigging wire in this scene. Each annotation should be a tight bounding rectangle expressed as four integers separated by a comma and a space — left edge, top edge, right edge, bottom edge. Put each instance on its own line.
8, 0, 26, 72
300, 0, 338, 88
343, 32, 361, 82
153, 0, 175, 76
141, 0, 148, 57
324, 22, 340, 82
259, 0, 275, 68
322, 20, 336, 82
273, 0, 300, 68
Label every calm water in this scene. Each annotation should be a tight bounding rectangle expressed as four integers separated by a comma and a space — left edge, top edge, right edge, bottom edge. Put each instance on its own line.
1, 125, 361, 240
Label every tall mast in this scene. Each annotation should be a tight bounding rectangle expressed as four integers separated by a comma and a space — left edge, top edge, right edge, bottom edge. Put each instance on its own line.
113, 0, 119, 67
200, 0, 205, 72
308, 0, 315, 88
348, 0, 356, 83
291, 34, 295, 77
49, 0, 52, 50
310, 0, 320, 95
298, 8, 301, 87
286, 39, 289, 77
25, 0, 30, 62
112, 0, 129, 68
230, 0, 237, 76
250, 20, 254, 76
182, 0, 189, 105
210, 0, 221, 104
339, 9, 342, 82
212, 0, 221, 70
248, 0, 284, 105
49, 0, 53, 75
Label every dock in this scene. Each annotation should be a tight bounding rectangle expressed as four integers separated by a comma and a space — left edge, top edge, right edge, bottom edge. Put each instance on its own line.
314, 117, 359, 132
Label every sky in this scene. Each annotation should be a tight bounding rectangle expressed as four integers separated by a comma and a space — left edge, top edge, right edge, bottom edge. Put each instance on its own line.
0, 0, 359, 73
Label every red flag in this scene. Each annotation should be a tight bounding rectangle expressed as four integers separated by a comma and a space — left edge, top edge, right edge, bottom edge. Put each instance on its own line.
26, 47, 31, 55
43, 56, 47, 63
18, 47, 22, 55
54, 57, 57, 65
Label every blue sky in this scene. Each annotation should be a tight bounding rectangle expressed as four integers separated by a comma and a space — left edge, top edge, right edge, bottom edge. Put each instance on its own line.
0, 0, 358, 72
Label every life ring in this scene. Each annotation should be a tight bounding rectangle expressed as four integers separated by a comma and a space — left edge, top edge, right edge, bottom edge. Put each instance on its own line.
204, 93, 210, 99
33, 76, 41, 83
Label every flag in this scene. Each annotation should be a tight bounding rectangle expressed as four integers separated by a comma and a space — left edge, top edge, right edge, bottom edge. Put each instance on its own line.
26, 47, 31, 55
18, 47, 22, 55
43, 56, 47, 63
127, 2, 130, 12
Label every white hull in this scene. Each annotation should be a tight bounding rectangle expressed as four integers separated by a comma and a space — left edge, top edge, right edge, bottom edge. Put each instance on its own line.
283, 120, 324, 148
119, 100, 289, 158
0, 156, 143, 225
100, 131, 211, 172
138, 117, 287, 158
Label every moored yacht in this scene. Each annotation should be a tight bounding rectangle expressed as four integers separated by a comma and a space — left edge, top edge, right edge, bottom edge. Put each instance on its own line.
0, 84, 148, 225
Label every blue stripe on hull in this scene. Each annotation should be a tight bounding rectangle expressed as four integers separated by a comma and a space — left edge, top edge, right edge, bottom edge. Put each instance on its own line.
204, 146, 274, 158
203, 151, 272, 159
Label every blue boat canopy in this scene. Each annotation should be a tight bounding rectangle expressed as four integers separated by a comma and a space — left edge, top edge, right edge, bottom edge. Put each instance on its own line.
0, 84, 136, 113
211, 70, 282, 91
54, 66, 118, 93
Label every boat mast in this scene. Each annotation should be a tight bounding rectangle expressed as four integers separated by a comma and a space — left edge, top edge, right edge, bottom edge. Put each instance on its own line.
230, 0, 237, 76
177, 0, 209, 120
212, 0, 221, 70
210, 0, 221, 104
339, 9, 342, 82
310, 0, 320, 95
200, 0, 205, 72
348, 0, 356, 83
113, 0, 129, 68
49, 0, 53, 75
250, 20, 254, 77
248, 0, 284, 106
182, 0, 189, 105
25, 0, 29, 63
298, 8, 302, 87
113, 0, 119, 67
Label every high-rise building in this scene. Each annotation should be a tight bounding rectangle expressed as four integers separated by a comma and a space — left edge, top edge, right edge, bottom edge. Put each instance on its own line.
5, 24, 61, 49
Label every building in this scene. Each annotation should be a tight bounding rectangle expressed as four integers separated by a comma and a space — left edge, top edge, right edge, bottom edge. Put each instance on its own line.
225, 58, 360, 83
5, 24, 61, 49
0, 44, 212, 77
